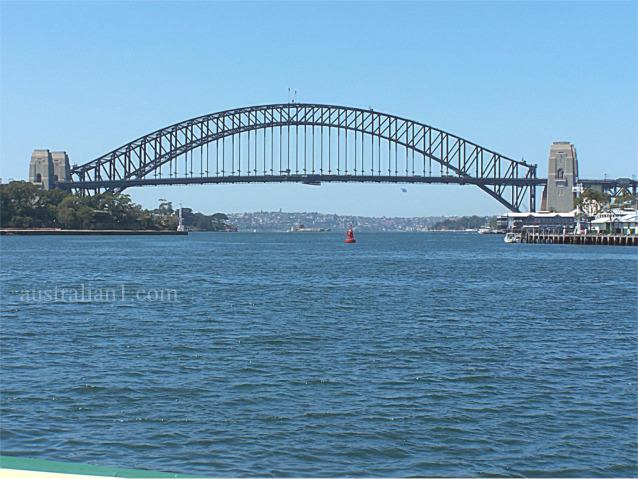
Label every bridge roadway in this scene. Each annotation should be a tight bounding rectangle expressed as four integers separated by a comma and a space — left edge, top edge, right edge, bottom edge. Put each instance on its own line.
58, 174, 548, 190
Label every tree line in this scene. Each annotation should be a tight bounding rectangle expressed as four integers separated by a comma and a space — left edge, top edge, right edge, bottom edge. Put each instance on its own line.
0, 181, 235, 231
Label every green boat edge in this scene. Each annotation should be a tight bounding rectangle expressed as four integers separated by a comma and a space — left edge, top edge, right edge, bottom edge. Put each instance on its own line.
0, 455, 196, 478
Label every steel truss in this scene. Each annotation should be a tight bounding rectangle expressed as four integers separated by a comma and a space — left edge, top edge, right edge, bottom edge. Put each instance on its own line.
67, 103, 539, 211
580, 179, 638, 203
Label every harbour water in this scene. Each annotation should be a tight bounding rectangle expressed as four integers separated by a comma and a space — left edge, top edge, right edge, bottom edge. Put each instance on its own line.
1, 233, 637, 477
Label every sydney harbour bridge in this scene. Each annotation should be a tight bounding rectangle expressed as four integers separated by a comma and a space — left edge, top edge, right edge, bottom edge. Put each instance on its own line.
34, 103, 637, 212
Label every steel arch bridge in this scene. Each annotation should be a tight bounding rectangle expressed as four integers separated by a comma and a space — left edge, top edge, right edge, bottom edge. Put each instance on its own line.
65, 103, 541, 211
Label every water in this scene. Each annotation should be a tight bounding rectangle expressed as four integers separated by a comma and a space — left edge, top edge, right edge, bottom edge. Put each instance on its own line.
1, 233, 637, 477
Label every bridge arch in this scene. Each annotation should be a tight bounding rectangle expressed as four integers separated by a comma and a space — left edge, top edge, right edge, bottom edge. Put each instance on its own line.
68, 103, 539, 211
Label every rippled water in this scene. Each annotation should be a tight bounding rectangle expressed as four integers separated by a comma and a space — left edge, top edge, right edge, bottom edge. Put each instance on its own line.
1, 233, 637, 477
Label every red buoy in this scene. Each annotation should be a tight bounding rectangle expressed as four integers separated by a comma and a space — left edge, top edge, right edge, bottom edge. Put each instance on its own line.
344, 227, 356, 244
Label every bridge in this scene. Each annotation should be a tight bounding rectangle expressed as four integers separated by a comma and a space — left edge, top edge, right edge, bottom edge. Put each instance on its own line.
30, 103, 636, 212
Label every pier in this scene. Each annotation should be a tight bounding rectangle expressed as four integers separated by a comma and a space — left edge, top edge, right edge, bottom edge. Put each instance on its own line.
522, 231, 637, 246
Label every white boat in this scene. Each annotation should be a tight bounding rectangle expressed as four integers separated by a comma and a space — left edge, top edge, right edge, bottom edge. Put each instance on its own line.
503, 232, 521, 243
288, 224, 329, 233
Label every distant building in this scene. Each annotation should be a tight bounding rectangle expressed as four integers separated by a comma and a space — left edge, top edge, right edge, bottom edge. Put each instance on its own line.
495, 215, 509, 233
507, 211, 576, 233
590, 210, 638, 235
540, 142, 579, 213
29, 149, 70, 189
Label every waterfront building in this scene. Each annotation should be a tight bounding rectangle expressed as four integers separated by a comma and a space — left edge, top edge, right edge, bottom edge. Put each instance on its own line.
590, 210, 638, 235
507, 211, 576, 233
495, 215, 509, 233
509, 208, 638, 238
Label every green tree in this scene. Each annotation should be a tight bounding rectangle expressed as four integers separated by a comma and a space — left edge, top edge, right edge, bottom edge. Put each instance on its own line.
1, 181, 233, 232
56, 196, 93, 228
0, 182, 68, 227
614, 189, 636, 209
575, 188, 610, 218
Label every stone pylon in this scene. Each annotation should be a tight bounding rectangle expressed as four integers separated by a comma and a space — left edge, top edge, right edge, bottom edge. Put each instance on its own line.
541, 142, 579, 212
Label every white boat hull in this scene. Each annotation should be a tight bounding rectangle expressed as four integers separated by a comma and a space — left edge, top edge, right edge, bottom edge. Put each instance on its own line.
504, 232, 521, 243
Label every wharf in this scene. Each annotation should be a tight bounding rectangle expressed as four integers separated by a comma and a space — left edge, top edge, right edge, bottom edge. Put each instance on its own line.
522, 231, 637, 246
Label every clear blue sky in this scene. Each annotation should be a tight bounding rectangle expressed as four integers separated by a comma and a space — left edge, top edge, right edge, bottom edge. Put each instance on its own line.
1, 1, 636, 216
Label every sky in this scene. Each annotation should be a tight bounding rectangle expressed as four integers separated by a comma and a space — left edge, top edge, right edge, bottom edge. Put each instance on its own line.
1, 0, 636, 216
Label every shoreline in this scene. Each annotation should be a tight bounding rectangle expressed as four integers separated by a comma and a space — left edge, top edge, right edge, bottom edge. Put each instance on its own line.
0, 229, 187, 236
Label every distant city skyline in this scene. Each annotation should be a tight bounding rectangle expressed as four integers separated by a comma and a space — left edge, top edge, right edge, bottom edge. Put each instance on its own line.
1, 1, 636, 216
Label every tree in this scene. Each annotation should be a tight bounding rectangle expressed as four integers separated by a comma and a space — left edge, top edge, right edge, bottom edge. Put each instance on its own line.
155, 200, 174, 215
575, 188, 610, 218
56, 196, 92, 228
614, 189, 637, 210
0, 181, 66, 227
0, 181, 234, 231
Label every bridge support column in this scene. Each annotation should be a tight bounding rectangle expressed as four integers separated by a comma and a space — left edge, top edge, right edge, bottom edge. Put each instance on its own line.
29, 150, 54, 189
29, 149, 71, 190
541, 142, 578, 212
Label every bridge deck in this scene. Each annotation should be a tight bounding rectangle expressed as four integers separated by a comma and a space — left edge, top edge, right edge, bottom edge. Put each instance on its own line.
59, 174, 548, 190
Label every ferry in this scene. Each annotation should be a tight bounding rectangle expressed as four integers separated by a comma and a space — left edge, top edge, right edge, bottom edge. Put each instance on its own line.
289, 224, 330, 233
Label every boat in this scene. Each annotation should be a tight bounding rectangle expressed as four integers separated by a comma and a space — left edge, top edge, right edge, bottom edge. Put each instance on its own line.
289, 224, 329, 233
344, 227, 356, 244
503, 232, 521, 243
